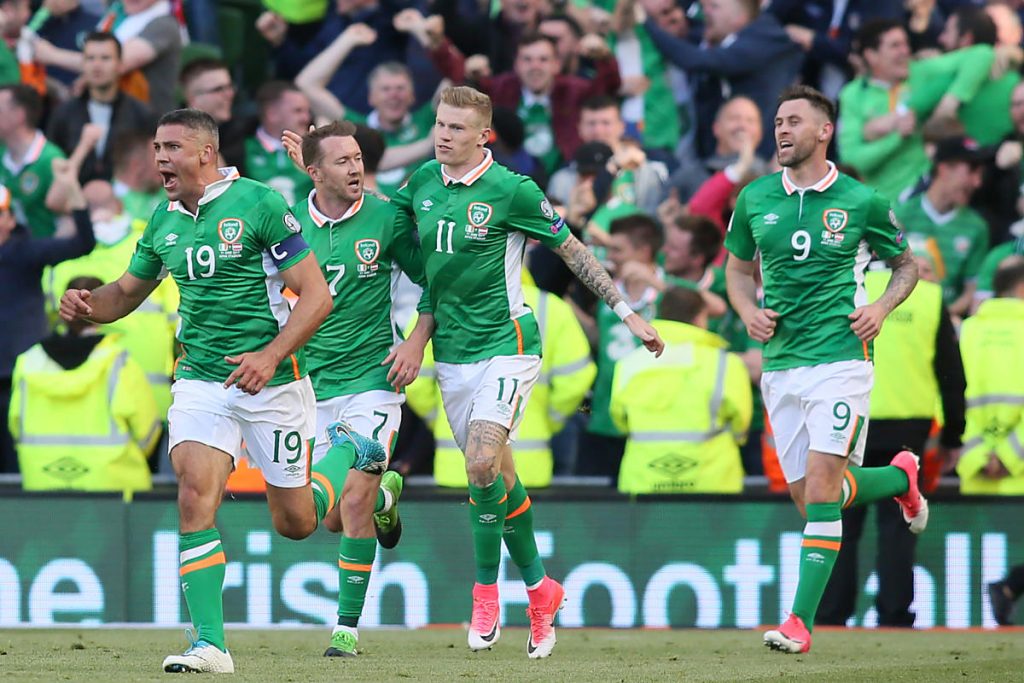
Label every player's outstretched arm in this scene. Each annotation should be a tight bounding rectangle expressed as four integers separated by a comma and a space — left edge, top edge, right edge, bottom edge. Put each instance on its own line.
60, 272, 160, 325
555, 234, 664, 356
849, 248, 919, 342
725, 254, 778, 343
225, 254, 331, 394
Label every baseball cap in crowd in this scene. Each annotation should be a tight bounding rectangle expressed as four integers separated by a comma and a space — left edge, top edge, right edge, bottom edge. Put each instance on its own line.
0, 185, 10, 212
932, 136, 991, 166
574, 141, 613, 176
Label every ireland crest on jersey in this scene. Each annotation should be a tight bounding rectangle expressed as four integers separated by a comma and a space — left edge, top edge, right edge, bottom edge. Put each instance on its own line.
822, 208, 848, 233
217, 218, 245, 258
467, 202, 493, 227
355, 238, 381, 278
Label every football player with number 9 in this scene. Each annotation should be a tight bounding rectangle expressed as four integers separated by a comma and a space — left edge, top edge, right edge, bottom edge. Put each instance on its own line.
725, 86, 925, 654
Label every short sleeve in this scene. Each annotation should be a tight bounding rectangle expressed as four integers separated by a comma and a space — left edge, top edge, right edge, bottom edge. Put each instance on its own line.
864, 192, 907, 261
257, 189, 310, 271
724, 187, 755, 260
127, 218, 165, 281
507, 179, 570, 249
963, 220, 990, 281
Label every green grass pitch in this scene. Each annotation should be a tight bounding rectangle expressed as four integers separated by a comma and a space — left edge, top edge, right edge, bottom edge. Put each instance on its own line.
1, 628, 1021, 682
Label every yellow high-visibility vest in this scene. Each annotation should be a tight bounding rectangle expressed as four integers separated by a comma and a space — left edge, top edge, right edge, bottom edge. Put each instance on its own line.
43, 219, 178, 416
611, 319, 752, 494
406, 286, 595, 488
865, 270, 942, 419
10, 336, 160, 493
957, 297, 1024, 494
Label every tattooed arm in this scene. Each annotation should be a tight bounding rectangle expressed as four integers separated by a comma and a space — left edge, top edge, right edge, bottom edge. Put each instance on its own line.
555, 234, 665, 356
849, 248, 920, 342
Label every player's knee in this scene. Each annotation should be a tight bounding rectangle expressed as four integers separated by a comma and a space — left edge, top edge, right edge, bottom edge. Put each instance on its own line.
177, 481, 217, 528
272, 511, 316, 540
465, 454, 499, 488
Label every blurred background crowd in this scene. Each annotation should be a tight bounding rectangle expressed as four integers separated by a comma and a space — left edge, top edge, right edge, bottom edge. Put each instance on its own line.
2, 0, 1024, 510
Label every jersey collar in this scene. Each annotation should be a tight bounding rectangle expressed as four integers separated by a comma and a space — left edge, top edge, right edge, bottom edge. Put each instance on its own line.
167, 167, 241, 215
781, 161, 839, 195
441, 149, 493, 187
307, 189, 363, 226
367, 109, 412, 131
255, 127, 283, 153
2, 130, 47, 176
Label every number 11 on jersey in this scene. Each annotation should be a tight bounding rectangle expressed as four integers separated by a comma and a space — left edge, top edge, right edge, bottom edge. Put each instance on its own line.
436, 219, 455, 254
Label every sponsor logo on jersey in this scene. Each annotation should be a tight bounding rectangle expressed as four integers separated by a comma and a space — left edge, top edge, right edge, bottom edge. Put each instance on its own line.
763, 213, 779, 225
467, 202, 493, 227
165, 233, 179, 244
20, 172, 38, 194
283, 212, 302, 233
355, 238, 381, 278
822, 208, 848, 233
419, 199, 433, 211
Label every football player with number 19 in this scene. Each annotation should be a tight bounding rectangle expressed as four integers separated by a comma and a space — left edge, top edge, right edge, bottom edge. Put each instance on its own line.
725, 86, 925, 654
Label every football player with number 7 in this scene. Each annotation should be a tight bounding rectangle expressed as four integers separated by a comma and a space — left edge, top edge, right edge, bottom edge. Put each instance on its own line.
724, 86, 924, 655
392, 86, 664, 659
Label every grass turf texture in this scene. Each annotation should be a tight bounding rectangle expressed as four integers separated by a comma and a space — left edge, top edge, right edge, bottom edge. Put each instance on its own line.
1, 628, 1021, 682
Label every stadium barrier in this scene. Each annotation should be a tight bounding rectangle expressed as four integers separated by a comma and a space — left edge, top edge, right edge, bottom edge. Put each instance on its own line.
0, 495, 1019, 628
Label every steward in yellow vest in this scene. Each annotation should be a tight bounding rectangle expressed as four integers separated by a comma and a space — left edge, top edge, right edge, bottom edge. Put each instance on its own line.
611, 287, 752, 494
819, 264, 966, 628
957, 261, 1024, 494
44, 213, 178, 417
10, 277, 160, 492
406, 284, 595, 488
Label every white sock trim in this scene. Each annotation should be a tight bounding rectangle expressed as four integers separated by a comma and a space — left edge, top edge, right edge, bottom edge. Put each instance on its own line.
379, 487, 394, 513
804, 520, 842, 537
525, 578, 544, 591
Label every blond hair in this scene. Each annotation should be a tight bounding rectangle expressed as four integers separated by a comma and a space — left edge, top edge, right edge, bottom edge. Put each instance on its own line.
438, 86, 492, 129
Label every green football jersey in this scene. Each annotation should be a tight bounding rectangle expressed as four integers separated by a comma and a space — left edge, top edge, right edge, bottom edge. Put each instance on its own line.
295, 190, 429, 399
976, 237, 1024, 295
725, 164, 906, 372
0, 131, 65, 237
894, 193, 989, 304
346, 104, 435, 198
127, 170, 311, 386
393, 152, 571, 364
589, 286, 659, 437
244, 129, 314, 205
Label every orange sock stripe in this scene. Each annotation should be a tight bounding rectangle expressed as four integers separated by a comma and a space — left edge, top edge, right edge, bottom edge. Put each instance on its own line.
498, 493, 509, 505
338, 560, 373, 572
505, 496, 532, 520
469, 496, 476, 505
802, 538, 842, 552
843, 469, 858, 509
312, 472, 337, 512
180, 551, 226, 576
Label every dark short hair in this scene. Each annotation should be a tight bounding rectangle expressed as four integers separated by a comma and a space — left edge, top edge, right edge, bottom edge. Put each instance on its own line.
0, 84, 42, 129
581, 95, 621, 114
855, 19, 905, 55
952, 6, 997, 46
518, 32, 558, 53
157, 108, 220, 148
301, 120, 358, 168
673, 215, 723, 268
179, 57, 229, 89
777, 84, 836, 124
994, 259, 1024, 297
539, 13, 583, 38
83, 31, 121, 58
658, 287, 707, 325
609, 213, 664, 254
353, 124, 385, 174
255, 80, 302, 119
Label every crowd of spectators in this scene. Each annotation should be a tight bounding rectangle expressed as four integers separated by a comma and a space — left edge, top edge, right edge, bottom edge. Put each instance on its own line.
2, 0, 1024, 497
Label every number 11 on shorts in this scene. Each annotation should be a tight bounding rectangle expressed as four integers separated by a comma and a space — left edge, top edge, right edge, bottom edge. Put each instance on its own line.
497, 377, 520, 404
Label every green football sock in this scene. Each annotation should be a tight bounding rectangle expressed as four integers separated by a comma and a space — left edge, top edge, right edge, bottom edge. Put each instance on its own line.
311, 443, 355, 521
503, 476, 546, 587
840, 465, 909, 509
179, 528, 227, 652
467, 477, 508, 585
337, 536, 377, 628
791, 502, 842, 632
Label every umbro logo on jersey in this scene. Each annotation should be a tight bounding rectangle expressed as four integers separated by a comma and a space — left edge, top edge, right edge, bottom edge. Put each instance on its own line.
165, 233, 179, 244
419, 199, 433, 211
764, 213, 779, 225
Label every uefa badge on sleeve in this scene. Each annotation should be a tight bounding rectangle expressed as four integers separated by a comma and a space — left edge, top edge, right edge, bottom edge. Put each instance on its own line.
283, 212, 302, 233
